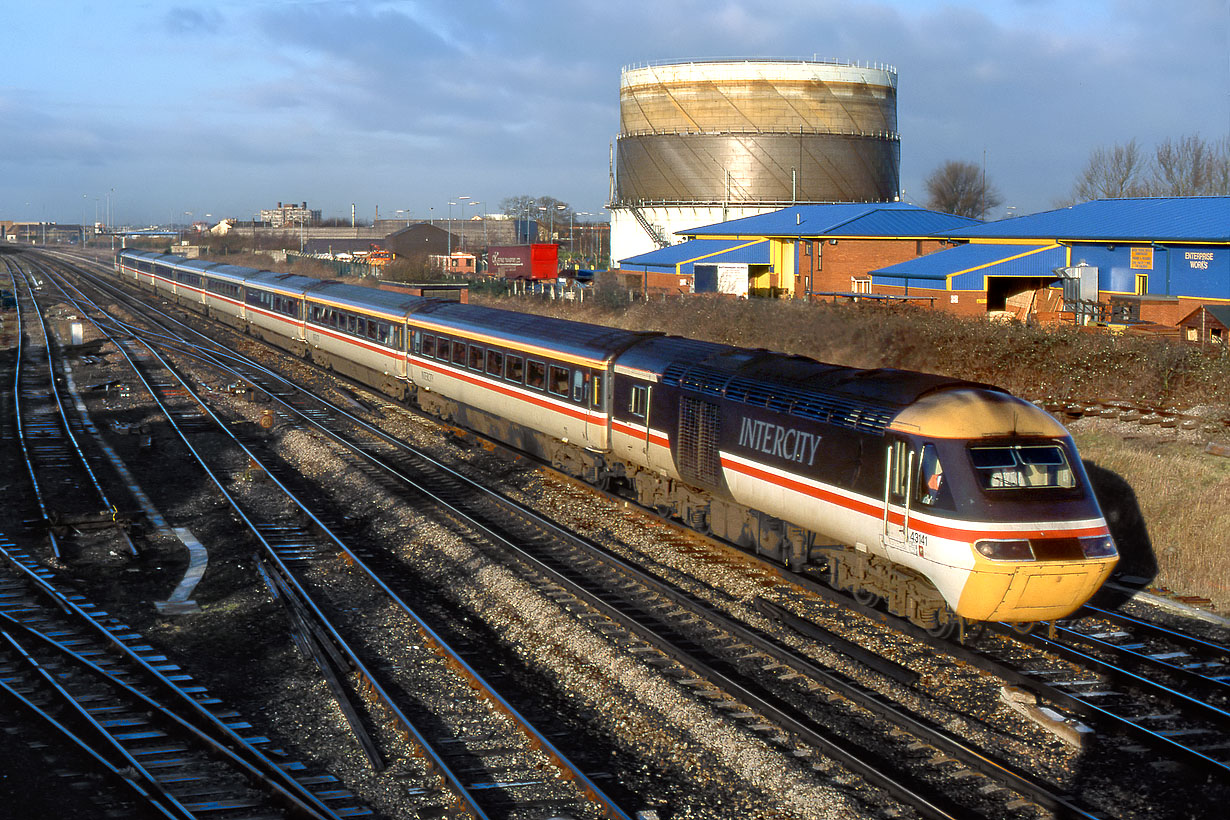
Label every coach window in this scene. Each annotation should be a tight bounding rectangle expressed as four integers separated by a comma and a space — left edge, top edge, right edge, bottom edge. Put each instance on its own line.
356, 317, 367, 338
629, 385, 648, 417
506, 354, 524, 384
548, 365, 570, 397
469, 343, 484, 370
526, 359, 546, 391
486, 349, 503, 377
421, 333, 435, 358
436, 337, 451, 362
452, 340, 467, 367
572, 370, 584, 403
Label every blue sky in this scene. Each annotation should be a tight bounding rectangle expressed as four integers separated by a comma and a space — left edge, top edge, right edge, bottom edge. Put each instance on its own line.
2, 0, 1227, 226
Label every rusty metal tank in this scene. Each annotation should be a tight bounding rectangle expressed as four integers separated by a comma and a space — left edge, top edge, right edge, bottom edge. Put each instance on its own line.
615, 59, 900, 205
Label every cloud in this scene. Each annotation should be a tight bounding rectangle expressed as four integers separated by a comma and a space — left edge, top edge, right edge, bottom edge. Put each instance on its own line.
2, 0, 1226, 223
163, 6, 225, 35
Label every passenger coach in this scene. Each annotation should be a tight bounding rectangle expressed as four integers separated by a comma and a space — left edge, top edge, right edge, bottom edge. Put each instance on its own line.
405, 302, 650, 480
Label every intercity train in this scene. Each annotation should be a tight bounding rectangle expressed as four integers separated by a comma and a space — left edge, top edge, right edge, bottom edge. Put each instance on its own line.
113, 249, 1118, 634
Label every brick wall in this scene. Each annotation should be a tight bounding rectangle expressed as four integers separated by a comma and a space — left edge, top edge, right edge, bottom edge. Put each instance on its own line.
795, 238, 951, 296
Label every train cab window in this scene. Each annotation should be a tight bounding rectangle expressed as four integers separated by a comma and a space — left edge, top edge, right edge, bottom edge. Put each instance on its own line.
452, 341, 467, 367
970, 444, 1075, 490
629, 385, 648, 417
486, 350, 503, 377
506, 355, 524, 384
526, 360, 546, 391
572, 370, 585, 403
468, 344, 484, 370
420, 334, 435, 358
548, 366, 570, 397
915, 445, 950, 508
437, 338, 451, 362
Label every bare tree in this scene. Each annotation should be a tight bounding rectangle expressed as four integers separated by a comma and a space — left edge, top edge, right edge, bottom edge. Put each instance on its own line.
1070, 139, 1149, 201
924, 160, 1003, 219
499, 195, 574, 240
1150, 133, 1230, 196
1066, 133, 1230, 203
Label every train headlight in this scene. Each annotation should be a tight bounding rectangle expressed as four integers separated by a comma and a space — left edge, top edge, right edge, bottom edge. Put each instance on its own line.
974, 539, 1035, 561
1080, 534, 1118, 559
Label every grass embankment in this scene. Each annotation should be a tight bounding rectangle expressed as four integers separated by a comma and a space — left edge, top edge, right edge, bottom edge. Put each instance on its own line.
477, 288, 1230, 614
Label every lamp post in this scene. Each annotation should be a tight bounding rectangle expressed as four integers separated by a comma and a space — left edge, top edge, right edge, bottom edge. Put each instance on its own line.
576, 212, 590, 262
456, 196, 469, 251
447, 201, 455, 264
396, 209, 411, 226
468, 200, 486, 249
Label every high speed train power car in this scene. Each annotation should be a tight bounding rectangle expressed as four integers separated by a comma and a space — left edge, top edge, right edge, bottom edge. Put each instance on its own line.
114, 249, 1119, 635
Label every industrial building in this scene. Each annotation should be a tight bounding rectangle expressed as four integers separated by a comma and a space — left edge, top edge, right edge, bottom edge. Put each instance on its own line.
609, 58, 901, 265
620, 203, 974, 297
260, 201, 322, 227
872, 197, 1230, 324
618, 197, 1230, 332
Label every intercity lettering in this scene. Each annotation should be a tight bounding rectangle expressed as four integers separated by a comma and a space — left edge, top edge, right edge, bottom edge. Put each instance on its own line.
737, 417, 822, 466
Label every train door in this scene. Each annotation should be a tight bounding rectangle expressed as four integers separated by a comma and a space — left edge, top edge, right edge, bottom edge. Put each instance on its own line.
882, 437, 914, 553
397, 321, 409, 380
580, 368, 606, 448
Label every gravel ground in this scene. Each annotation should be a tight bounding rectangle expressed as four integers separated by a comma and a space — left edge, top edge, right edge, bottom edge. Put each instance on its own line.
2, 268, 1225, 819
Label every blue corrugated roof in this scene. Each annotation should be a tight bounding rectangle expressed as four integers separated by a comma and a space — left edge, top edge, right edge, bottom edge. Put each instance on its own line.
679, 203, 981, 238
873, 243, 1066, 280
952, 197, 1230, 242
620, 239, 768, 269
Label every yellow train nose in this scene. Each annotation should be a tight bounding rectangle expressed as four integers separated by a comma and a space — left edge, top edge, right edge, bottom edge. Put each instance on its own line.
957, 557, 1118, 622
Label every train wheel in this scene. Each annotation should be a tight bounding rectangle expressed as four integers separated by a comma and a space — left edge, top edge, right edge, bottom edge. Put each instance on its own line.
852, 587, 882, 608
1009, 621, 1036, 636
925, 607, 959, 640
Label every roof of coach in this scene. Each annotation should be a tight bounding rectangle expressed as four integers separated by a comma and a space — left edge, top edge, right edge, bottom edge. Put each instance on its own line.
201, 262, 265, 284
306, 281, 426, 317
242, 269, 325, 296
409, 301, 652, 364
170, 258, 221, 274
124, 251, 181, 265
616, 334, 996, 435
119, 249, 163, 261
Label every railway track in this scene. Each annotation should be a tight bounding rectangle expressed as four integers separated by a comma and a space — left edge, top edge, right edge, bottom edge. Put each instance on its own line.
0, 533, 370, 819
42, 253, 1120, 818
32, 253, 633, 820
29, 249, 1230, 817
2, 260, 136, 559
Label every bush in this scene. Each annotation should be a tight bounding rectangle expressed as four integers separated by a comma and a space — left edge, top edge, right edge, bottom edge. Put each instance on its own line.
474, 294, 1230, 408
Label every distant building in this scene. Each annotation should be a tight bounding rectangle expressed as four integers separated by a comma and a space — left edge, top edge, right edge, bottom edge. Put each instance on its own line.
260, 201, 321, 227
386, 223, 451, 264
429, 252, 477, 276
1178, 304, 1230, 345
621, 203, 975, 298
875, 197, 1230, 325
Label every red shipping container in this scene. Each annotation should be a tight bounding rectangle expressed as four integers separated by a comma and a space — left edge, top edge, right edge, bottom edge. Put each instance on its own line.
488, 244, 558, 280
